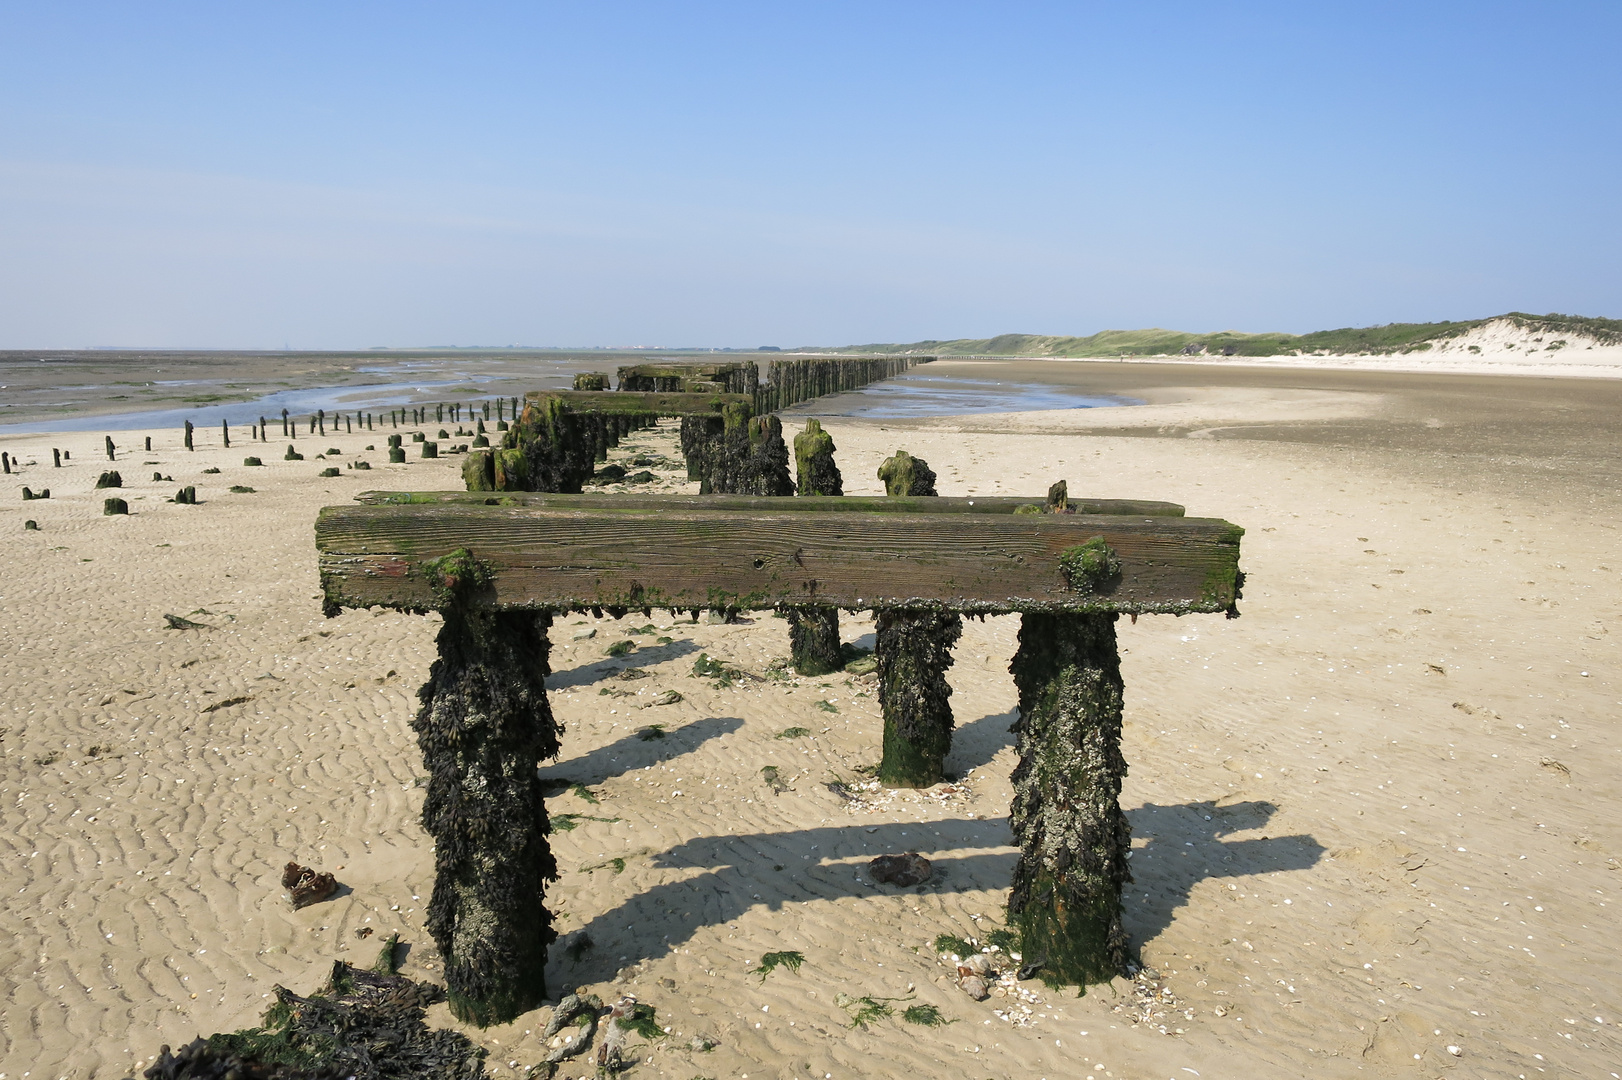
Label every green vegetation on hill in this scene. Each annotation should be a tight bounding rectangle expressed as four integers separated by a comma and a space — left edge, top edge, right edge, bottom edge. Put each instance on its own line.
814, 312, 1622, 358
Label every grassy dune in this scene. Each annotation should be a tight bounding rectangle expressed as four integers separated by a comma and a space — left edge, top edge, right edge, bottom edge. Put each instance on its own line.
817, 312, 1622, 358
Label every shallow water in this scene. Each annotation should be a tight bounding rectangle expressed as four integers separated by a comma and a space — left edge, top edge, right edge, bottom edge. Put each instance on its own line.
0, 360, 1135, 435
782, 370, 1139, 418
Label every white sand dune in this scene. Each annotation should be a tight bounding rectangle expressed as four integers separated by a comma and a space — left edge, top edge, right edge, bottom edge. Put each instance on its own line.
1, 383, 1618, 1078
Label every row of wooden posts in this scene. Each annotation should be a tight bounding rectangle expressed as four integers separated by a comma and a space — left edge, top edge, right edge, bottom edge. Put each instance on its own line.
316, 371, 1245, 1027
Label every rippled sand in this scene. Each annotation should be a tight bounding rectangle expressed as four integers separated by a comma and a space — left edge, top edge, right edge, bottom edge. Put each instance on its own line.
2, 367, 1619, 1078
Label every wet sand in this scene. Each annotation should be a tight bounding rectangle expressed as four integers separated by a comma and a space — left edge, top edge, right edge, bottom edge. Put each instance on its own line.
1, 362, 1619, 1078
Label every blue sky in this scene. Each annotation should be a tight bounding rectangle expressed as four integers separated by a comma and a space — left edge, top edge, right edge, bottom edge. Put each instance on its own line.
1, 2, 1617, 348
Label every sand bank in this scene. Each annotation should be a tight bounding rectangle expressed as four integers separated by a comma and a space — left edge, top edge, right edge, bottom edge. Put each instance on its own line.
1, 369, 1619, 1078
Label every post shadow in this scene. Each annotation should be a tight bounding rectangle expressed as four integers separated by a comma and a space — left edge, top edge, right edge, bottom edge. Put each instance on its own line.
1123, 799, 1326, 944
549, 802, 1323, 985
542, 636, 704, 690
944, 706, 1018, 777
538, 715, 745, 789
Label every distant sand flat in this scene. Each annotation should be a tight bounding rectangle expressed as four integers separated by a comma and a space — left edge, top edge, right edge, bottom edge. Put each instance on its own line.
1, 364, 1619, 1079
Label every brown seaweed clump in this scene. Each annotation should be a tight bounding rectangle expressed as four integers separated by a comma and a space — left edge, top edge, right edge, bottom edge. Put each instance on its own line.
132, 953, 486, 1080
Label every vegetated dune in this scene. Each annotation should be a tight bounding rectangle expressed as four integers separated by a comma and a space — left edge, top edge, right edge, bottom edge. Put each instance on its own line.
811, 312, 1622, 362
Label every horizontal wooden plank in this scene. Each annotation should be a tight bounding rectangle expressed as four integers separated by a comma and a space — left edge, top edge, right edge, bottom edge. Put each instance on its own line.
351, 491, 1187, 518
317, 503, 1241, 616
616, 362, 750, 379
524, 390, 752, 416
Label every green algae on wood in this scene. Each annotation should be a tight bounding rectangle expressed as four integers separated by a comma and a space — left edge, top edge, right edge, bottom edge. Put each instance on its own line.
411, 549, 560, 1025
1006, 611, 1133, 988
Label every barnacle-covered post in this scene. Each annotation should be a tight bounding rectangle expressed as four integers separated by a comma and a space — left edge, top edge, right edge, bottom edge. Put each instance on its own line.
874, 448, 962, 787
1006, 537, 1132, 985
786, 419, 844, 675
410, 548, 560, 1025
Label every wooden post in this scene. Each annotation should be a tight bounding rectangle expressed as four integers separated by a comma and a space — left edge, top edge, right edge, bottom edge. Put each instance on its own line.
744, 414, 793, 496
144, 436, 152, 451
874, 608, 962, 787
52, 448, 61, 468
184, 421, 194, 451
1006, 610, 1133, 986
878, 449, 937, 496
875, 449, 959, 785
1, 452, 8, 474
222, 420, 230, 448
787, 418, 844, 673
282, 409, 289, 436
793, 419, 843, 496
105, 436, 115, 461
410, 550, 559, 1025
318, 409, 326, 436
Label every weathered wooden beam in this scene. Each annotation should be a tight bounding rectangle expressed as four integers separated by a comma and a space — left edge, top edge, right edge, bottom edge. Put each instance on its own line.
351, 491, 1187, 518
316, 500, 1243, 616
523, 389, 753, 417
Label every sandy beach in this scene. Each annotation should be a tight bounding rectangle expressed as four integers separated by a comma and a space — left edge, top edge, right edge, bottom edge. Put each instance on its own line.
2, 360, 1619, 1079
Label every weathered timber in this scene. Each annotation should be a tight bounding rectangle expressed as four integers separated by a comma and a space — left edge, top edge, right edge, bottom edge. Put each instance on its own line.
617, 361, 758, 396
522, 389, 752, 418
352, 491, 1185, 517
103, 497, 128, 515
794, 418, 843, 497
317, 501, 1242, 616
755, 355, 929, 413
787, 608, 842, 676
875, 609, 963, 787
1007, 610, 1133, 985
184, 420, 194, 451
411, 550, 559, 1025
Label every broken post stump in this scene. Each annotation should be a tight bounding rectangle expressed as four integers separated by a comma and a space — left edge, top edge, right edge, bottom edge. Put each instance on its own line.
95, 470, 122, 489
1006, 610, 1132, 985
103, 497, 128, 515
794, 418, 843, 496
878, 449, 937, 496
411, 550, 559, 1025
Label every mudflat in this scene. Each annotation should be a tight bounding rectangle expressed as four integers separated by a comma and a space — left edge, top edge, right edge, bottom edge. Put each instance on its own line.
1, 360, 1618, 1078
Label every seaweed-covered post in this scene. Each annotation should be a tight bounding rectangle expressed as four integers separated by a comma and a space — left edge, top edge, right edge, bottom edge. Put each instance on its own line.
874, 607, 962, 787
1005, 538, 1132, 985
873, 447, 962, 786
877, 449, 937, 496
794, 419, 842, 497
744, 414, 793, 496
410, 549, 560, 1025
787, 419, 844, 675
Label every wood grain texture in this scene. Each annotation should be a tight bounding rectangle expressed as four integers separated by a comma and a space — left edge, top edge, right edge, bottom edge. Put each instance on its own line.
522, 390, 753, 417
317, 502, 1241, 615
350, 491, 1187, 518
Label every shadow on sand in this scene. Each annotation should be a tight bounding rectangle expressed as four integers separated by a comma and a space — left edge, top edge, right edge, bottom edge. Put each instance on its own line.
549, 798, 1323, 986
